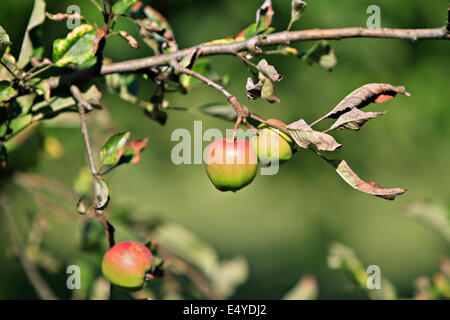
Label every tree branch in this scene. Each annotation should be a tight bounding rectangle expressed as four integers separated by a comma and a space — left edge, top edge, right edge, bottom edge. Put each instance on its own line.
47, 26, 448, 90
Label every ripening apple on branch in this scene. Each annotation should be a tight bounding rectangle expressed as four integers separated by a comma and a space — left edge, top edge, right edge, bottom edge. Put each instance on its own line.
204, 138, 258, 192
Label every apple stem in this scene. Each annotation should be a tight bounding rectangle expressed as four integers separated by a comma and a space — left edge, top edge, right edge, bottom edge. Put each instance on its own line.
232, 116, 242, 141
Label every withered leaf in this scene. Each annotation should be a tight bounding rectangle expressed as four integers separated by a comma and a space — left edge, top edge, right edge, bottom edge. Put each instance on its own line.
325, 109, 386, 132
258, 72, 280, 103
289, 0, 307, 28
256, 0, 274, 32
313, 83, 410, 125
287, 119, 341, 151
246, 77, 264, 100
122, 138, 149, 165
334, 160, 407, 200
119, 31, 139, 49
257, 59, 283, 82
93, 178, 110, 209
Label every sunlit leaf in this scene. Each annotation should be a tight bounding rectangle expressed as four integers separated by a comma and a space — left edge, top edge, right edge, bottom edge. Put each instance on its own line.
100, 131, 131, 166
0, 81, 17, 102
53, 24, 100, 67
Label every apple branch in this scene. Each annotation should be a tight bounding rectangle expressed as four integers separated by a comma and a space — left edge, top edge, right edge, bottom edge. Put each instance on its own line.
47, 24, 448, 91
71, 85, 115, 249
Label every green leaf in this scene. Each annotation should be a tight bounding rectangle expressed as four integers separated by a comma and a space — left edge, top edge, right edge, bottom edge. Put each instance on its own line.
0, 81, 17, 102
100, 131, 131, 166
0, 25, 12, 58
93, 178, 110, 209
53, 24, 98, 67
33, 79, 51, 102
113, 0, 139, 15
301, 40, 337, 71
18, 0, 46, 68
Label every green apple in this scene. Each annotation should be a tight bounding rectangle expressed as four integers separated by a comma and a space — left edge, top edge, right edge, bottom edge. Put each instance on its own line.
204, 138, 258, 192
251, 119, 293, 164
101, 241, 154, 290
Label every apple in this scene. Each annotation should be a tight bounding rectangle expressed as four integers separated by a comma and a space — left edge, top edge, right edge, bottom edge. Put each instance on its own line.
101, 241, 154, 290
204, 138, 258, 192
250, 119, 294, 164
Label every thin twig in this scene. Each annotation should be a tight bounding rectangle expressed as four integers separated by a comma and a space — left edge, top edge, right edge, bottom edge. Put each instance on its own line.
71, 85, 115, 247
25, 64, 53, 81
0, 197, 59, 300
72, 84, 115, 298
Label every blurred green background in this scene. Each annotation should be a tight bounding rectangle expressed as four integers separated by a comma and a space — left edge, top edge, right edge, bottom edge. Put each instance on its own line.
0, 0, 449, 299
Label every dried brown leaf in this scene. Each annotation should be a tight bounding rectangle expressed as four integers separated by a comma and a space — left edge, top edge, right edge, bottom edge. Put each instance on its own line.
246, 77, 264, 100
312, 83, 410, 125
334, 160, 407, 200
257, 59, 283, 82
326, 109, 386, 132
289, 0, 307, 28
287, 119, 341, 151
256, 0, 274, 32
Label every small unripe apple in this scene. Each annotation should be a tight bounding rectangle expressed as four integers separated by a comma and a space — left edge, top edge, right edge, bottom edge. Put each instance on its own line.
101, 241, 154, 290
204, 138, 258, 192
251, 119, 294, 164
